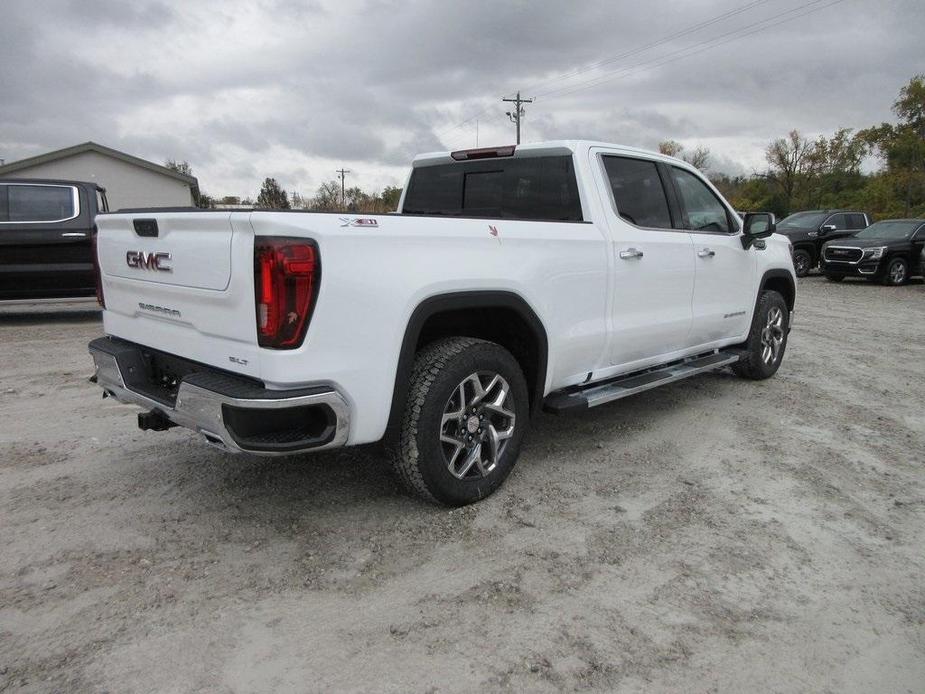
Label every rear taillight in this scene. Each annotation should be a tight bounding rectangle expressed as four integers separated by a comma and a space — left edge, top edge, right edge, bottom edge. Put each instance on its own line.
254, 237, 319, 349
91, 229, 105, 308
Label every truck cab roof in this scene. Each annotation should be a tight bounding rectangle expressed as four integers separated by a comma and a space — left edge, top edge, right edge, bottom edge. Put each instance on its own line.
412, 140, 690, 169
0, 177, 106, 192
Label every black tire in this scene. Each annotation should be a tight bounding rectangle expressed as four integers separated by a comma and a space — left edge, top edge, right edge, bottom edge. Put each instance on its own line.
732, 290, 789, 380
389, 337, 529, 506
825, 273, 845, 282
882, 257, 908, 286
792, 249, 812, 278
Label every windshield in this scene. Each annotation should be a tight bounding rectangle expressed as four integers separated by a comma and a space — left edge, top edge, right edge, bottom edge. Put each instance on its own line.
777, 211, 828, 230
854, 220, 921, 240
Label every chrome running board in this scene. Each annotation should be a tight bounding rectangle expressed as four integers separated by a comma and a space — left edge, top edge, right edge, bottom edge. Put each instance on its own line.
543, 350, 742, 413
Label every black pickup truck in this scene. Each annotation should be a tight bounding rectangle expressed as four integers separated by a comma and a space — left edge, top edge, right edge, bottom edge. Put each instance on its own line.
0, 179, 108, 302
820, 219, 925, 285
776, 209, 870, 276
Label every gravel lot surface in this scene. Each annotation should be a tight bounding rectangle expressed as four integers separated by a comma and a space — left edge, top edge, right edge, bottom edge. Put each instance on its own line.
1, 277, 924, 693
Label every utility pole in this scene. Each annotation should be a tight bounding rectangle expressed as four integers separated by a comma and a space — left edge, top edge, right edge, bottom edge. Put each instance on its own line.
503, 91, 534, 144
336, 168, 350, 209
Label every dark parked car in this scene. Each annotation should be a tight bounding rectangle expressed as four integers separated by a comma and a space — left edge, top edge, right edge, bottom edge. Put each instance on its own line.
821, 219, 925, 285
0, 179, 108, 302
776, 209, 870, 277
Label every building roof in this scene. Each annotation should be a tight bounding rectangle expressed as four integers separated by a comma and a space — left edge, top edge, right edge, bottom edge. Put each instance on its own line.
0, 141, 199, 188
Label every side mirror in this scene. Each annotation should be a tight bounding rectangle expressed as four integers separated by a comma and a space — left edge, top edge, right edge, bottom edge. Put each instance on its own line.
741, 212, 776, 249
820, 224, 837, 233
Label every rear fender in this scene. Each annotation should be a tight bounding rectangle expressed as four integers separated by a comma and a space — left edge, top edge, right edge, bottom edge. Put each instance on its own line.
384, 291, 548, 439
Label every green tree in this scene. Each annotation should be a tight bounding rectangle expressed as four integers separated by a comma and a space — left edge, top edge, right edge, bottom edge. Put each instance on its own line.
345, 186, 372, 212
859, 74, 925, 216
380, 186, 402, 211
658, 140, 710, 171
765, 129, 818, 212
803, 128, 867, 207
308, 180, 343, 211
256, 177, 291, 209
164, 159, 194, 177
165, 159, 213, 208
658, 139, 683, 158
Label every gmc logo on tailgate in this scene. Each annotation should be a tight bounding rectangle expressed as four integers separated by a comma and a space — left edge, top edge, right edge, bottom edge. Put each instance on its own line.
126, 250, 172, 272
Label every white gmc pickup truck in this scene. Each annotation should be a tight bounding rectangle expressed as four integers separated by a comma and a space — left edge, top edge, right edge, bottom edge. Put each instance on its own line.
89, 140, 795, 506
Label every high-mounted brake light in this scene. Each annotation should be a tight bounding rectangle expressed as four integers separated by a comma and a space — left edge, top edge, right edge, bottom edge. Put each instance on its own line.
254, 237, 319, 349
91, 229, 105, 308
450, 145, 516, 161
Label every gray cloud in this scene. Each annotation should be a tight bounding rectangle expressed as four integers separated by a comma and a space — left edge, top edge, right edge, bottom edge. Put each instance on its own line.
68, 0, 176, 27
2, 0, 922, 197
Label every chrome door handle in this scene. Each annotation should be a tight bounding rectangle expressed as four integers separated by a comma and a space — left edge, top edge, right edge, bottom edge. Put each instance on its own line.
61, 232, 87, 237
697, 248, 715, 258
619, 248, 644, 260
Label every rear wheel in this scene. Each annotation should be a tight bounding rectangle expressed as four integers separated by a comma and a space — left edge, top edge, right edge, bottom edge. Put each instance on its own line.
389, 337, 529, 506
882, 257, 908, 286
792, 249, 812, 277
732, 290, 789, 380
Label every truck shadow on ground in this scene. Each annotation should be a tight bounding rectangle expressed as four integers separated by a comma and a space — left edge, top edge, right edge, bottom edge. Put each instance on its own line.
0, 308, 102, 325
84, 373, 740, 599
144, 371, 734, 524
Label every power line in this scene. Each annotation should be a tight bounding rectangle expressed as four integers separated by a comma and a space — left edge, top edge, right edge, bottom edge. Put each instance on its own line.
537, 0, 834, 99
536, 0, 843, 101
433, 0, 772, 141
433, 103, 496, 140
519, 0, 772, 96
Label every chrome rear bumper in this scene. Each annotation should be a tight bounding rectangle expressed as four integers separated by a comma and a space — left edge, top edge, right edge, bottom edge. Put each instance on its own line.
89, 337, 350, 455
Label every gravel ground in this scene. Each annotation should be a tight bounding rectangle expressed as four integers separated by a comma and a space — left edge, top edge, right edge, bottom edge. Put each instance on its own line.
1, 277, 924, 693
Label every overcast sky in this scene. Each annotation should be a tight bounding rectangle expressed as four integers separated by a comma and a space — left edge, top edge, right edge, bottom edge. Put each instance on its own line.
2, 0, 921, 199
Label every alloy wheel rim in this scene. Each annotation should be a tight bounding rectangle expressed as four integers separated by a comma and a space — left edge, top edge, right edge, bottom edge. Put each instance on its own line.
440, 371, 515, 480
795, 254, 808, 274
890, 261, 905, 284
759, 306, 784, 365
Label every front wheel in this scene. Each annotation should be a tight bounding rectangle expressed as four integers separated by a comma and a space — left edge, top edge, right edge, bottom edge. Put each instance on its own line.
882, 257, 908, 286
732, 290, 789, 380
389, 337, 529, 506
792, 249, 812, 277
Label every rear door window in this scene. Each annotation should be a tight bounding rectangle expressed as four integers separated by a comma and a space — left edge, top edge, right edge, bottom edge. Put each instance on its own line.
602, 156, 673, 229
847, 213, 867, 229
1, 184, 77, 222
670, 167, 732, 233
403, 155, 583, 222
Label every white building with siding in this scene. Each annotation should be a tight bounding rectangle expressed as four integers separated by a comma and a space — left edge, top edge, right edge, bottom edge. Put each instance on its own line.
0, 142, 199, 210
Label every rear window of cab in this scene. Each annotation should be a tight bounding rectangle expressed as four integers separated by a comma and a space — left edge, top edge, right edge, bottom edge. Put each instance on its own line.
402, 155, 583, 222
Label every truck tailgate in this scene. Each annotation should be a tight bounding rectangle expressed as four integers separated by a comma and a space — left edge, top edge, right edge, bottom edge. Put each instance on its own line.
96, 211, 261, 378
